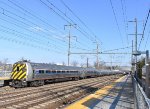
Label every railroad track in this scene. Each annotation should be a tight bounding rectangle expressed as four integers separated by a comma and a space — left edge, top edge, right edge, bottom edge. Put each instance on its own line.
0, 75, 122, 109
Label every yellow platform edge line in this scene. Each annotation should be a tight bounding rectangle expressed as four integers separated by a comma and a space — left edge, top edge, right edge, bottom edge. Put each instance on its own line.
65, 76, 126, 109
0, 77, 10, 80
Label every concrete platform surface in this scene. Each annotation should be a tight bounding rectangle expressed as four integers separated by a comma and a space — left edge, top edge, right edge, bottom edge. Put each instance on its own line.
65, 75, 134, 109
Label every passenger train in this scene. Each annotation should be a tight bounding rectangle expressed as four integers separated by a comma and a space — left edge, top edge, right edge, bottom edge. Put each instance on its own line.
10, 60, 122, 87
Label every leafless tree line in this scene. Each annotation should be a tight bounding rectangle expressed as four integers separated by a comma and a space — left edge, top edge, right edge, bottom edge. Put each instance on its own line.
0, 58, 12, 71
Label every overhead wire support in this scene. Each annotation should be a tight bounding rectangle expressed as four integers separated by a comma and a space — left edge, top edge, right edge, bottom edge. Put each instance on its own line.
128, 18, 142, 54
71, 52, 132, 55
64, 23, 77, 66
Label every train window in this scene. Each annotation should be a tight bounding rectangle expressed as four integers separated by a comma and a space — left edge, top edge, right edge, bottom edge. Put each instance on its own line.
46, 70, 51, 73
57, 71, 60, 73
39, 70, 44, 73
70, 71, 73, 73
17, 67, 19, 72
52, 70, 56, 73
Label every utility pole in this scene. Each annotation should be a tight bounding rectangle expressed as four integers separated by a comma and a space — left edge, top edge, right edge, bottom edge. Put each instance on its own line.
129, 18, 150, 97
135, 18, 138, 77
145, 50, 150, 97
64, 24, 77, 66
131, 40, 134, 72
128, 18, 142, 77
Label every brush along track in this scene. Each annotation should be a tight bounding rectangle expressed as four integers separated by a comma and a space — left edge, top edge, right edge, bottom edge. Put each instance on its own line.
0, 75, 122, 109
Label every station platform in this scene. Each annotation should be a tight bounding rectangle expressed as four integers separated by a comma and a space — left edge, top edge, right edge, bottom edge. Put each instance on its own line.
65, 75, 134, 109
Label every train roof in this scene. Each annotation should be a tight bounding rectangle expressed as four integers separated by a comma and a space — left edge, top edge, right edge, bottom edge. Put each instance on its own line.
30, 62, 84, 70
15, 61, 87, 70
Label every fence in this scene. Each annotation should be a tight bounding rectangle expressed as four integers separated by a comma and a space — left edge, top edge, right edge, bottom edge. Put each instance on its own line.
133, 76, 150, 109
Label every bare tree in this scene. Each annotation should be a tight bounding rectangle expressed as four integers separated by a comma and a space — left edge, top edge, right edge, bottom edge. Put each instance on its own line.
3, 58, 9, 71
51, 62, 55, 65
71, 61, 78, 67
93, 61, 97, 68
62, 61, 66, 66
80, 63, 84, 67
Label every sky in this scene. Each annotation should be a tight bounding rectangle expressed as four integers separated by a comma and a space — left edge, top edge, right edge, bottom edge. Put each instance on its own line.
0, 0, 150, 67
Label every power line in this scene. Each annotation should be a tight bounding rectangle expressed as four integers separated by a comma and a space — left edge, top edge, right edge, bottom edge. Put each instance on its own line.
47, 0, 96, 42
109, 0, 124, 46
0, 24, 62, 49
6, 0, 65, 35
0, 26, 66, 54
39, 0, 94, 50
102, 46, 132, 52
59, 0, 101, 43
120, 0, 129, 45
144, 29, 150, 50
0, 7, 67, 44
0, 10, 70, 53
46, 1, 94, 48
0, 7, 68, 47
39, 0, 95, 46
138, 9, 150, 50
0, 8, 71, 50
0, 10, 91, 54
71, 46, 94, 52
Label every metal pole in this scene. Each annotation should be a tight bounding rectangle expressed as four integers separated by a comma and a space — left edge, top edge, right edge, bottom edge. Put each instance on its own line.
68, 28, 71, 66
145, 50, 149, 65
135, 18, 137, 53
145, 50, 150, 98
64, 24, 76, 66
135, 18, 138, 78
131, 40, 135, 74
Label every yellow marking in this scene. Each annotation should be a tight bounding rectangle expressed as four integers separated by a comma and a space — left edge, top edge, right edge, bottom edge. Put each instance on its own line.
12, 71, 18, 78
13, 66, 17, 72
65, 76, 126, 109
11, 63, 23, 79
18, 72, 26, 80
12, 63, 26, 80
14, 70, 23, 79
11, 71, 16, 78
12, 64, 20, 71
22, 64, 25, 68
